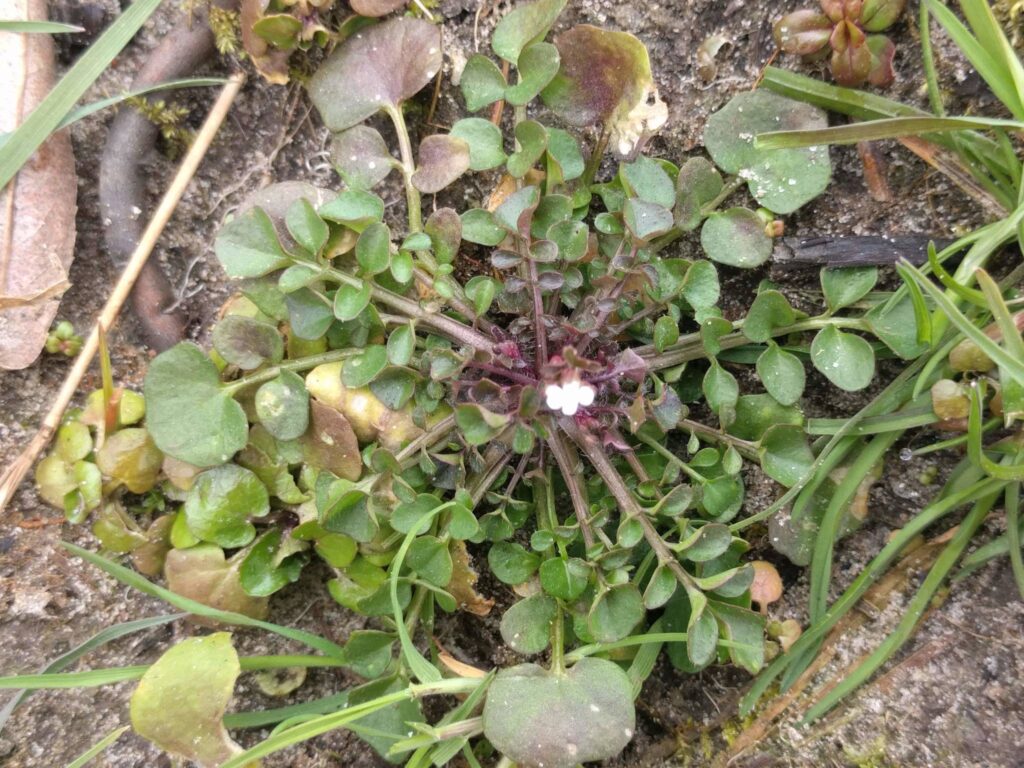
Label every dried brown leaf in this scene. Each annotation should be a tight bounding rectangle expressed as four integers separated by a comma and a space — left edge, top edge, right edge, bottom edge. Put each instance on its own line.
0, 0, 77, 369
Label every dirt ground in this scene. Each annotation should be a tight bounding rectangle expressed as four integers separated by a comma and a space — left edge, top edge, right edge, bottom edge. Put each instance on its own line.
1, 1, 1023, 766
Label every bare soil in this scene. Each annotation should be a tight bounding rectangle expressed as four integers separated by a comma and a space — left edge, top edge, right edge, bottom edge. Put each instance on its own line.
1, 1, 1023, 767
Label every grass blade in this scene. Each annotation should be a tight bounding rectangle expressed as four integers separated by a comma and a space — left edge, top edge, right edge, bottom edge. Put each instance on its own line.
63, 543, 348, 659
54, 77, 227, 132
65, 725, 130, 768
0, 612, 182, 731
0, 20, 83, 33
801, 490, 998, 722
224, 692, 350, 730
756, 116, 1024, 150
0, 0, 164, 190
0, 667, 148, 689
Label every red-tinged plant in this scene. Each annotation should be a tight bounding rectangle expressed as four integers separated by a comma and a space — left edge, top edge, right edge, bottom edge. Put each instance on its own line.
773, 0, 904, 87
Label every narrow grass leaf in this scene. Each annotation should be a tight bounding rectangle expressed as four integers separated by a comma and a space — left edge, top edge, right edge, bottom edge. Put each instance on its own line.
65, 725, 130, 768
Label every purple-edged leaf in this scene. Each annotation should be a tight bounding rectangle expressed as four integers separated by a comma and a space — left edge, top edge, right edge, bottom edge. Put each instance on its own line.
425, 208, 462, 264
331, 125, 394, 189
773, 10, 832, 55
350, 0, 407, 17
411, 134, 471, 194
308, 17, 441, 131
492, 0, 567, 64
861, 0, 905, 32
866, 34, 896, 87
541, 24, 652, 127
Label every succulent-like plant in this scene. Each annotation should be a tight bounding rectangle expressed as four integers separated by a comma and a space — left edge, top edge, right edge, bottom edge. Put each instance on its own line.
773, 0, 905, 87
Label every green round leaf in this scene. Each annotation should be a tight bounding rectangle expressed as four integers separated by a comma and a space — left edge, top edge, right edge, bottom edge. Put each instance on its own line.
492, 0, 566, 63
703, 90, 831, 214
653, 314, 680, 353
330, 125, 394, 189
482, 658, 635, 768
810, 325, 876, 391
539, 557, 590, 600
144, 343, 248, 467
333, 281, 372, 322
758, 424, 814, 487
622, 154, 675, 208
756, 342, 805, 406
342, 344, 388, 388
821, 266, 878, 311
356, 222, 392, 275
254, 369, 309, 440
588, 583, 644, 642
507, 120, 548, 178
239, 529, 307, 597
460, 208, 506, 246
505, 41, 560, 106
407, 535, 454, 587
212, 315, 284, 371
184, 465, 270, 548
488, 541, 540, 585
460, 54, 508, 111
500, 593, 556, 654
700, 207, 772, 268
130, 633, 244, 766
450, 118, 507, 170
285, 198, 328, 255
623, 198, 673, 241
318, 189, 385, 228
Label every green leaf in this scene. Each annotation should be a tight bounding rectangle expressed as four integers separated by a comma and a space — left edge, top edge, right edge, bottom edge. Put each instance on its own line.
759, 424, 814, 487
130, 633, 244, 765
643, 565, 678, 609
743, 289, 796, 342
821, 266, 878, 311
356, 222, 392, 275
681, 259, 720, 308
424, 208, 462, 264
343, 344, 388, 388
729, 393, 803, 441
654, 315, 680, 353
539, 557, 590, 600
319, 190, 385, 228
545, 127, 585, 182
333, 281, 372, 322
505, 42, 560, 105
482, 658, 635, 768
185, 465, 270, 548
94, 429, 162, 494
308, 18, 441, 131
461, 208, 506, 246
240, 529, 306, 597
675, 157, 723, 231
342, 630, 394, 679
144, 343, 248, 467
488, 541, 540, 584
287, 288, 334, 339
703, 360, 739, 428
412, 134, 471, 193
710, 602, 764, 674
700, 208, 772, 268
215, 208, 291, 278
465, 275, 498, 316
212, 315, 284, 370
542, 24, 654, 134
548, 219, 588, 262
285, 198, 329, 255
755, 342, 806, 406
500, 594, 557, 654
678, 522, 733, 561
622, 155, 675, 208
330, 125, 394, 189
704, 90, 831, 214
407, 536, 454, 587
278, 264, 319, 293
386, 323, 416, 366
756, 114, 1024, 149
864, 292, 929, 359
255, 370, 309, 441
810, 325, 876, 391
0, 0, 164, 190
622, 198, 673, 241
492, 0, 567, 63
0, 20, 85, 33
507, 120, 548, 178
589, 583, 644, 642
450, 118, 507, 170
460, 54, 508, 111
455, 403, 511, 446
253, 13, 302, 48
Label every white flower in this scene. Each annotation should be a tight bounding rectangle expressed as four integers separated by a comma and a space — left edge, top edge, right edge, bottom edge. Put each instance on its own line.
610, 86, 669, 157
545, 378, 595, 416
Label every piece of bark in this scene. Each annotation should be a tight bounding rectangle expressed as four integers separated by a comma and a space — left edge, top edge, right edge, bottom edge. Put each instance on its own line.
0, 0, 78, 369
772, 235, 953, 269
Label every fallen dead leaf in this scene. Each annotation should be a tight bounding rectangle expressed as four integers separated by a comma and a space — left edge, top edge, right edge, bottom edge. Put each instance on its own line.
0, 0, 78, 369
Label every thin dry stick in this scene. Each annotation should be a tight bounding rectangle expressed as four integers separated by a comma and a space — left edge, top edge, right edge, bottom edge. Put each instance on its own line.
0, 72, 246, 517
